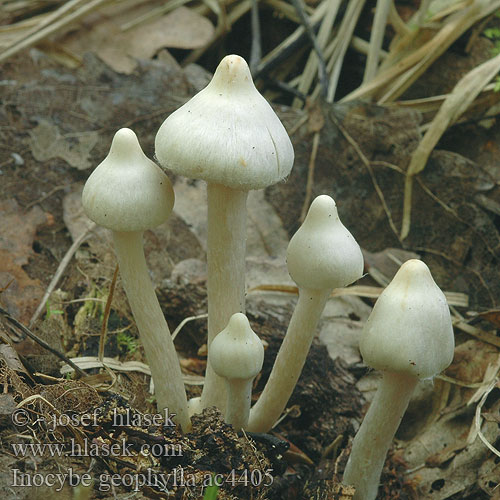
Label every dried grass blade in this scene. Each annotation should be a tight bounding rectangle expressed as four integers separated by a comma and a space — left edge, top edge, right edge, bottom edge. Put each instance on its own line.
388, 1, 411, 38
363, 0, 391, 83
401, 51, 500, 239
378, 5, 488, 103
293, 0, 340, 107
326, 0, 366, 102
263, 0, 301, 23
343, 0, 500, 103
259, 0, 330, 69
0, 0, 111, 64
351, 35, 388, 59
388, 83, 500, 126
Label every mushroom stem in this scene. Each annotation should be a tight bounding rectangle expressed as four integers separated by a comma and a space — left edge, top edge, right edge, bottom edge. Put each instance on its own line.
200, 183, 248, 411
225, 378, 253, 430
343, 371, 418, 500
112, 231, 191, 432
248, 288, 330, 432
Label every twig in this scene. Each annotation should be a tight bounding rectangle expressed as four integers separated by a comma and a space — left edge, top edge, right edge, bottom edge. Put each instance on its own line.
293, 0, 340, 108
248, 283, 468, 307
98, 264, 119, 362
413, 245, 496, 307
300, 131, 320, 222
172, 313, 208, 341
264, 77, 307, 101
29, 223, 96, 327
290, 0, 328, 97
453, 320, 500, 349
329, 112, 401, 242
0, 306, 87, 377
288, 112, 308, 136
256, 0, 329, 79
24, 184, 70, 211
468, 357, 500, 457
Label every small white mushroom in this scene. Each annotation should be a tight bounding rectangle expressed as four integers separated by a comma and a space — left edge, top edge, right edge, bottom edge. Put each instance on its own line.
248, 195, 363, 432
209, 313, 264, 430
342, 259, 455, 500
82, 128, 190, 432
155, 55, 294, 412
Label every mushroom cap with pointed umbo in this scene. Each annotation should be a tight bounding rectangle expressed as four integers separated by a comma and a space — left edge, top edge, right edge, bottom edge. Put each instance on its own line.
286, 195, 364, 291
83, 128, 174, 232
210, 313, 264, 381
155, 55, 294, 190
360, 259, 455, 379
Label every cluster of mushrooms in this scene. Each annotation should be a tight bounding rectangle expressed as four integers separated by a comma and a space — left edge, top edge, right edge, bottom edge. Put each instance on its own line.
82, 55, 455, 500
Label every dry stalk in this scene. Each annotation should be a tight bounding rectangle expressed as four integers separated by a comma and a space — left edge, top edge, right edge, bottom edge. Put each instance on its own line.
363, 0, 391, 83
401, 52, 500, 239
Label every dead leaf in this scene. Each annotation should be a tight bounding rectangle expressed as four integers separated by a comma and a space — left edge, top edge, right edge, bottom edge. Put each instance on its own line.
62, 183, 104, 242
425, 440, 467, 467
306, 100, 325, 133
475, 309, 500, 329
28, 120, 98, 170
0, 199, 47, 323
0, 344, 26, 373
0, 393, 17, 426
445, 340, 499, 389
62, 6, 214, 74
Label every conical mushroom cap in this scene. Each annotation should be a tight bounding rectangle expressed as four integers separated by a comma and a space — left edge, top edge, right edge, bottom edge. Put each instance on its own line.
83, 128, 174, 232
210, 313, 264, 380
286, 195, 364, 290
360, 259, 455, 379
155, 55, 294, 190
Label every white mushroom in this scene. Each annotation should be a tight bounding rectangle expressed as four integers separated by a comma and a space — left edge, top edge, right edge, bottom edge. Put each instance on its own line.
155, 54, 294, 412
248, 195, 363, 432
342, 259, 455, 500
82, 128, 190, 432
209, 313, 264, 430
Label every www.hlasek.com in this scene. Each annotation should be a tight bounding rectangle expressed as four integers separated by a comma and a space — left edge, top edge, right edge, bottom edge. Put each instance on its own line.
11, 436, 184, 458
10, 407, 181, 457
11, 467, 274, 493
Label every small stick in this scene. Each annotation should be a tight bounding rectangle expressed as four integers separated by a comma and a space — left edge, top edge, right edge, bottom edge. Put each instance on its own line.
98, 264, 119, 362
24, 184, 70, 211
29, 223, 95, 328
255, 1, 328, 79
299, 131, 320, 222
0, 306, 87, 378
329, 113, 400, 241
293, 0, 339, 107
290, 0, 328, 97
264, 76, 307, 101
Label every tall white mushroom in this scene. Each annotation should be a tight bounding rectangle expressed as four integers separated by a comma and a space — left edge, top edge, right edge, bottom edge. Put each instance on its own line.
209, 313, 264, 430
248, 195, 364, 432
342, 259, 455, 500
82, 128, 190, 432
155, 54, 294, 411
